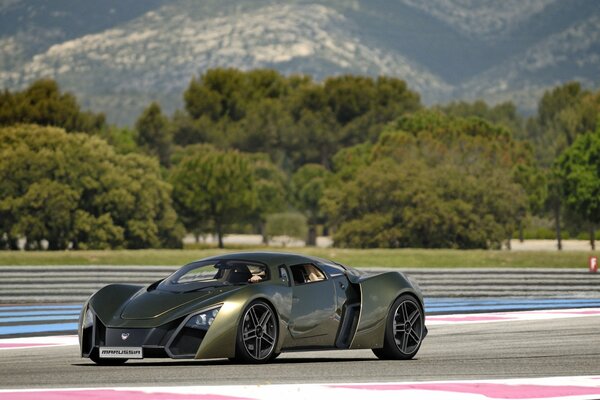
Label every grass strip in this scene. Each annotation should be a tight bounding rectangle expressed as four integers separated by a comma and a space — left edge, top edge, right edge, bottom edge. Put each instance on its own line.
0, 247, 596, 268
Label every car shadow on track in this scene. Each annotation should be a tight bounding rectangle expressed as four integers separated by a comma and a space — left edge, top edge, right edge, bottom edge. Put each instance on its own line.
72, 357, 377, 367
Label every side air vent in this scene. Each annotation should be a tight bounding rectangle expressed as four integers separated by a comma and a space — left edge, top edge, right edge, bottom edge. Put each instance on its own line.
336, 303, 360, 349
166, 327, 206, 358
81, 324, 94, 356
94, 317, 107, 346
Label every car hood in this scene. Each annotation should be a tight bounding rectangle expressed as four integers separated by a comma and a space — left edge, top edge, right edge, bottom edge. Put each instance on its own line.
120, 287, 231, 320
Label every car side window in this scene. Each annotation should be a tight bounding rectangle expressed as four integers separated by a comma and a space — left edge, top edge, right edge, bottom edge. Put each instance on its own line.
247, 263, 270, 283
289, 263, 326, 285
318, 262, 346, 278
278, 265, 290, 286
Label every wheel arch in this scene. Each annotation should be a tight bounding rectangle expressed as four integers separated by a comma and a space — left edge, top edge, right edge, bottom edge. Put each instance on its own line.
349, 272, 421, 350
194, 286, 289, 359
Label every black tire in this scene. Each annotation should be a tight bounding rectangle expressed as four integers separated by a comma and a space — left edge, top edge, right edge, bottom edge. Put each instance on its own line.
89, 352, 127, 365
372, 294, 425, 360
234, 300, 279, 363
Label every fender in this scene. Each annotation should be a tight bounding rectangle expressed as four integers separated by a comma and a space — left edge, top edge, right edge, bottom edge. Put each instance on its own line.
350, 272, 422, 349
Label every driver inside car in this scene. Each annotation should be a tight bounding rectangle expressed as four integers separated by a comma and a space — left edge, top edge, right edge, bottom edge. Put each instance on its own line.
248, 269, 266, 283
304, 264, 325, 282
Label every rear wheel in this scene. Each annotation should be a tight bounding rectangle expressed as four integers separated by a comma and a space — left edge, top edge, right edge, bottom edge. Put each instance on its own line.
234, 300, 278, 363
372, 295, 424, 360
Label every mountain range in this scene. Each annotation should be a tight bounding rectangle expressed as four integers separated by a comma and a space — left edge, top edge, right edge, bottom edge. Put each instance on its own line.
1, 0, 599, 126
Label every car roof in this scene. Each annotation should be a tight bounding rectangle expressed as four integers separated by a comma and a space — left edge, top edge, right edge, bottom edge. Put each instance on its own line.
194, 251, 335, 268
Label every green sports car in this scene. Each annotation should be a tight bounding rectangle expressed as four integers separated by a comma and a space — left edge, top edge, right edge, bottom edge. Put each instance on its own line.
79, 252, 427, 364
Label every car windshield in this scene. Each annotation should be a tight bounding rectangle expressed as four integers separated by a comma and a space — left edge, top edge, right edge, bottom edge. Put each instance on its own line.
157, 260, 269, 292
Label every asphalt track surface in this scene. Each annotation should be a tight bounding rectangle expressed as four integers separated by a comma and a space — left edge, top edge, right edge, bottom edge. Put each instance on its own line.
5, 298, 600, 337
2, 315, 600, 389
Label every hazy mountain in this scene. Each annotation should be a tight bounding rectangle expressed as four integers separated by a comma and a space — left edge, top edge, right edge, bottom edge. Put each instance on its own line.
1, 0, 599, 125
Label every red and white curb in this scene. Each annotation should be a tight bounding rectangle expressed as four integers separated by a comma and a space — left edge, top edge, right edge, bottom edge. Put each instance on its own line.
2, 376, 600, 400
427, 307, 600, 325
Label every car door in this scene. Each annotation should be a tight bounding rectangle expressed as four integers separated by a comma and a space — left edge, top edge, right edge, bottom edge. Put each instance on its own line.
286, 263, 338, 347
318, 262, 361, 348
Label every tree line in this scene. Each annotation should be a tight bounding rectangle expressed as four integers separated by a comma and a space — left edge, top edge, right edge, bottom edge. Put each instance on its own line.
0, 72, 598, 250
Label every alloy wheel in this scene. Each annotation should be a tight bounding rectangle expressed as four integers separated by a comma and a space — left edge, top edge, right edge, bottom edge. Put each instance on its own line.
392, 299, 423, 355
241, 302, 277, 360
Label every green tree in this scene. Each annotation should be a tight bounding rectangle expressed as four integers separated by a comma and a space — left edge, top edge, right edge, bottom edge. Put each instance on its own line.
324, 157, 525, 249
291, 164, 332, 246
265, 212, 308, 247
556, 123, 600, 249
249, 154, 288, 243
135, 102, 172, 166
171, 110, 212, 146
170, 149, 257, 248
526, 82, 597, 167
438, 100, 524, 139
99, 126, 139, 154
12, 180, 80, 250
180, 68, 421, 171
0, 124, 183, 250
512, 163, 547, 242
323, 111, 530, 249
235, 99, 294, 162
0, 79, 105, 133
525, 83, 600, 248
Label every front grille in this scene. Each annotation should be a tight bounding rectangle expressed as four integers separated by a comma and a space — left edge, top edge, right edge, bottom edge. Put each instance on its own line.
83, 313, 195, 359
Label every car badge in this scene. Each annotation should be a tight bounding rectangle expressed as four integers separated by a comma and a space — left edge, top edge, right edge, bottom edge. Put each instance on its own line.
121, 332, 130, 340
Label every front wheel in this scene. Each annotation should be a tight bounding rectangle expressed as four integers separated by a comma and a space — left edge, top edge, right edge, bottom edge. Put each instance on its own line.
372, 294, 425, 360
233, 300, 279, 363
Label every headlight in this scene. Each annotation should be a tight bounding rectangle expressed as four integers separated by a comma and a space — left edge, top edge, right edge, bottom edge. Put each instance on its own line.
185, 306, 221, 330
82, 307, 94, 329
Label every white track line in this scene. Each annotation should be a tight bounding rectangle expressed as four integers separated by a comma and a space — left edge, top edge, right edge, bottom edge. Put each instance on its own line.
0, 335, 78, 350
1, 376, 600, 400
427, 307, 600, 325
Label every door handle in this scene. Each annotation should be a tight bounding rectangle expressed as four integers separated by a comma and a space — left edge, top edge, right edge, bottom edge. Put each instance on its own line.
339, 282, 346, 290
292, 296, 300, 303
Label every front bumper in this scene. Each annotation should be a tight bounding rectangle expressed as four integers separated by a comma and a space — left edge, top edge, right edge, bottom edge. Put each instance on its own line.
81, 311, 208, 359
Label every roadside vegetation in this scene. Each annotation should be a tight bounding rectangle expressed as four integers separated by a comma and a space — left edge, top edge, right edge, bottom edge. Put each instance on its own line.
0, 248, 595, 268
1, 74, 599, 252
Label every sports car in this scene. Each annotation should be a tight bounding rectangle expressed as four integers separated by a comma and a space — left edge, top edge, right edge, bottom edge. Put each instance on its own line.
79, 252, 427, 364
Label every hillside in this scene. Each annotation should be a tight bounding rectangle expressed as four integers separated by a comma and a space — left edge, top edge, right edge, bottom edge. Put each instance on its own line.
1, 0, 599, 125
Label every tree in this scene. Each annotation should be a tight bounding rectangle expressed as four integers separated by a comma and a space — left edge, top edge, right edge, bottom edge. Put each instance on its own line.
291, 164, 332, 246
135, 102, 172, 166
248, 154, 288, 243
0, 79, 105, 133
235, 99, 294, 162
99, 126, 139, 154
179, 68, 421, 171
526, 82, 597, 167
322, 111, 530, 249
265, 212, 308, 247
513, 163, 547, 242
0, 124, 184, 250
324, 158, 525, 249
11, 180, 80, 250
170, 149, 257, 248
171, 110, 212, 146
556, 124, 600, 250
525, 83, 600, 249
438, 100, 524, 139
